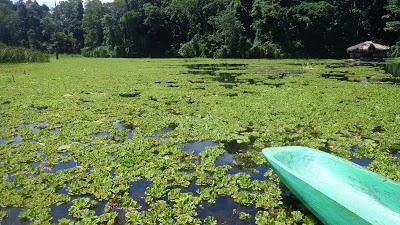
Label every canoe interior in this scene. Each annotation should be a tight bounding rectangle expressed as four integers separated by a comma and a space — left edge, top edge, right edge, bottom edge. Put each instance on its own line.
263, 146, 400, 225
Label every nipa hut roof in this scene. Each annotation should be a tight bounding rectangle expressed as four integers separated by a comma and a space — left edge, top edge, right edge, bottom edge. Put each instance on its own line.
347, 41, 389, 53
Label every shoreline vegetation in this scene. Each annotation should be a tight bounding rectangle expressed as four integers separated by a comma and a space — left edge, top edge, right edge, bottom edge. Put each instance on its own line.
0, 0, 399, 59
0, 44, 50, 63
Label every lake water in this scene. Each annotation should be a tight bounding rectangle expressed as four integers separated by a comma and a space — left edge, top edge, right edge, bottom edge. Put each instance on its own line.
384, 63, 400, 77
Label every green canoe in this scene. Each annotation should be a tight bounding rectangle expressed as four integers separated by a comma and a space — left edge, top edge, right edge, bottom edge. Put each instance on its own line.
262, 146, 400, 225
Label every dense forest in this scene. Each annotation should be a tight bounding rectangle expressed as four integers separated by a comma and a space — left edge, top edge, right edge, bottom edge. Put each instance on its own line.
1, 0, 400, 58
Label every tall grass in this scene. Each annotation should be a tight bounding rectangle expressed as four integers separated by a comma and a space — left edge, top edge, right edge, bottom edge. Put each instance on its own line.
0, 44, 50, 63
81, 46, 116, 58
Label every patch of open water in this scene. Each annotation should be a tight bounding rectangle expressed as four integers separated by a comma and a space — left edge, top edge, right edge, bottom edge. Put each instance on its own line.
0, 208, 28, 225
50, 197, 106, 223
351, 145, 359, 152
92, 131, 111, 137
182, 140, 217, 155
180, 180, 199, 194
12, 134, 22, 145
350, 157, 373, 167
1, 196, 106, 224
184, 63, 247, 88
151, 123, 177, 141
129, 179, 152, 211
52, 159, 79, 172
19, 122, 48, 133
50, 128, 61, 134
197, 196, 257, 225
114, 121, 135, 140
223, 140, 252, 154
186, 63, 247, 71
227, 165, 269, 181
215, 152, 234, 166
384, 63, 400, 77
181, 139, 267, 180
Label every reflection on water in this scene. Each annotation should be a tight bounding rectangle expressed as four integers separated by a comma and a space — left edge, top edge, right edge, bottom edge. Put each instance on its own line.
152, 123, 177, 140
182, 140, 217, 155
52, 159, 78, 172
12, 134, 22, 145
197, 196, 257, 225
50, 198, 106, 223
215, 152, 234, 166
129, 179, 152, 210
92, 131, 111, 137
384, 63, 400, 77
350, 157, 373, 166
228, 165, 269, 181
184, 63, 247, 88
114, 121, 135, 140
185, 180, 200, 192
50, 128, 61, 134
1, 199, 106, 224
0, 207, 28, 225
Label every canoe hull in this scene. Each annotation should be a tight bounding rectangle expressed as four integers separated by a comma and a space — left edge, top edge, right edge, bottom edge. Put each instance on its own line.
263, 146, 400, 225
268, 155, 371, 225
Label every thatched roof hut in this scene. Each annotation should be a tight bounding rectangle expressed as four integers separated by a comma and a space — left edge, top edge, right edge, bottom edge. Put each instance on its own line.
347, 41, 389, 59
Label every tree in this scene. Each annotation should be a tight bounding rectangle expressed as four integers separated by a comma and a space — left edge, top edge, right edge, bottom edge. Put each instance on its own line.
385, 0, 400, 37
83, 0, 104, 48
0, 0, 395, 58
0, 0, 18, 45
52, 0, 84, 53
287, 1, 335, 57
385, 0, 400, 56
209, 3, 244, 58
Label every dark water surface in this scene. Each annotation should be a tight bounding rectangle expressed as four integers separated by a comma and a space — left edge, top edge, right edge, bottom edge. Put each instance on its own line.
384, 63, 400, 77
12, 134, 22, 145
114, 121, 135, 140
350, 157, 373, 167
182, 140, 217, 155
129, 179, 152, 211
198, 196, 257, 225
91, 131, 111, 137
1, 208, 28, 225
184, 63, 247, 88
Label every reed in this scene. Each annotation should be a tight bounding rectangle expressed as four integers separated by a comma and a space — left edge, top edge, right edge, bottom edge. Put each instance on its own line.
0, 44, 50, 63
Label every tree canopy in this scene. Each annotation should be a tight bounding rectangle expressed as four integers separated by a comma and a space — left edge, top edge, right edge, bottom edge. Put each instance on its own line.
0, 0, 399, 58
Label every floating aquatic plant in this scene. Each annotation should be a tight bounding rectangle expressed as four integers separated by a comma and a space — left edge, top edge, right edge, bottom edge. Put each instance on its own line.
0, 57, 399, 224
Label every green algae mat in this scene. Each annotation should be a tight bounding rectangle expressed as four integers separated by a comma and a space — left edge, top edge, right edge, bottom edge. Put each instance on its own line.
263, 146, 400, 225
0, 57, 400, 224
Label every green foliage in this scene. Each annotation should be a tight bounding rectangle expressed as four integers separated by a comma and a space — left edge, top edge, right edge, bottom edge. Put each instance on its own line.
239, 212, 251, 220
178, 41, 197, 58
255, 209, 309, 225
52, 0, 84, 53
19, 208, 52, 224
204, 216, 217, 225
81, 46, 115, 58
250, 40, 283, 58
82, 0, 104, 49
1, 0, 398, 58
0, 211, 7, 221
389, 41, 400, 57
385, 0, 400, 33
178, 38, 210, 58
0, 45, 50, 63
